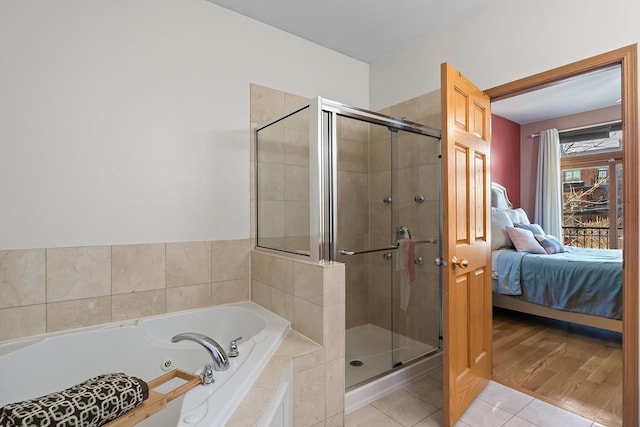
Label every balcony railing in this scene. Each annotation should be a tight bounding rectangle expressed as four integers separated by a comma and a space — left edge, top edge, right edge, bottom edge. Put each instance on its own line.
562, 226, 623, 249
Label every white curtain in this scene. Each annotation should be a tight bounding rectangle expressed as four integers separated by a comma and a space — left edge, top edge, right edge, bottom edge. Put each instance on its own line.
535, 128, 563, 238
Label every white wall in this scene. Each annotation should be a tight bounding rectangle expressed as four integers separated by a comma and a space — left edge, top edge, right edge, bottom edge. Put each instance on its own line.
370, 0, 640, 110
0, 0, 369, 250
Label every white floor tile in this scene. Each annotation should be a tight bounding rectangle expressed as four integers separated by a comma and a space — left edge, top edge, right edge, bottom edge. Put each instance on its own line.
517, 399, 593, 427
371, 389, 438, 426
345, 404, 403, 427
477, 381, 534, 415
503, 416, 538, 426
458, 398, 513, 427
413, 409, 444, 427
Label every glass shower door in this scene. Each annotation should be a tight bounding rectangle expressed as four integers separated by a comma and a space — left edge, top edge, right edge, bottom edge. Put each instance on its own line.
391, 129, 441, 368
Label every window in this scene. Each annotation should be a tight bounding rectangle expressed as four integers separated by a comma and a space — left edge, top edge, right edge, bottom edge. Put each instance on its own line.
560, 123, 622, 249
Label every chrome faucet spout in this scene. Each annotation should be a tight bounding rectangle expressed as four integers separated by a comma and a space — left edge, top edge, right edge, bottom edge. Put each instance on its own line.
171, 332, 230, 371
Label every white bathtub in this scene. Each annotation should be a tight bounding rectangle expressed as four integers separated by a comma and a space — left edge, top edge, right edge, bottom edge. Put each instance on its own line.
0, 301, 290, 426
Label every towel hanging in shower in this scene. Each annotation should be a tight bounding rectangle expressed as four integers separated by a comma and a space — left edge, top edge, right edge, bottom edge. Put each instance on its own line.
395, 239, 416, 310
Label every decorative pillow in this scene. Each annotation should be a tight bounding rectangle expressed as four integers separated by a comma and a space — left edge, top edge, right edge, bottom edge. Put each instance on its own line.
505, 226, 546, 254
535, 234, 566, 254
491, 211, 514, 250
513, 208, 531, 225
514, 222, 545, 235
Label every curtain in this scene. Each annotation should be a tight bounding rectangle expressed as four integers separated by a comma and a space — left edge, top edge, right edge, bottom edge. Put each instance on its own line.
535, 128, 563, 238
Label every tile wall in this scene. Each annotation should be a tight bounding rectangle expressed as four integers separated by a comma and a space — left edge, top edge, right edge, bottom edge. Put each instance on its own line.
0, 239, 250, 341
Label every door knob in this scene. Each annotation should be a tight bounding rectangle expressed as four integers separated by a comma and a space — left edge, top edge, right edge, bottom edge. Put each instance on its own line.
451, 256, 469, 269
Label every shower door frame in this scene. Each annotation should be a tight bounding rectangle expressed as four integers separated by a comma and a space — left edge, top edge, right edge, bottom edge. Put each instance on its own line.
307, 97, 441, 264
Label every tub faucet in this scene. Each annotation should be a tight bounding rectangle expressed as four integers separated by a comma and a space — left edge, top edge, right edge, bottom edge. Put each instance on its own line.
171, 333, 230, 372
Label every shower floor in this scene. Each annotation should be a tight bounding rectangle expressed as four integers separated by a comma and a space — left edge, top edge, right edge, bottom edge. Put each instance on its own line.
345, 323, 437, 389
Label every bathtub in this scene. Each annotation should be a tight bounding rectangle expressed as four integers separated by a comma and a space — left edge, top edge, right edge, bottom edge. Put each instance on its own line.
0, 301, 290, 426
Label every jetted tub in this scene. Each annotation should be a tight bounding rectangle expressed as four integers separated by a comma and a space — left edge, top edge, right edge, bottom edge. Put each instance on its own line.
0, 301, 290, 426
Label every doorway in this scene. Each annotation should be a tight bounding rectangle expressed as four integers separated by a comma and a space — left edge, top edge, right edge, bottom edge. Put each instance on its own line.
485, 45, 638, 426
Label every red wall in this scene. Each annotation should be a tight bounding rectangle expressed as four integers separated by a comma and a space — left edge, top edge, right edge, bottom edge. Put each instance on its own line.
491, 114, 521, 207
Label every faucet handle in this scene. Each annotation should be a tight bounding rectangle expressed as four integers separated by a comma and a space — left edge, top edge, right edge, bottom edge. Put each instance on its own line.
200, 365, 215, 385
229, 336, 243, 358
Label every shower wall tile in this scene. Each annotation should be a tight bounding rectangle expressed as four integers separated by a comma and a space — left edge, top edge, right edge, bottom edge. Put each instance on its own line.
47, 246, 111, 303
294, 262, 324, 305
0, 305, 46, 341
345, 264, 368, 299
284, 93, 309, 114
397, 132, 420, 169
166, 241, 211, 287
211, 279, 249, 305
418, 164, 440, 202
323, 263, 345, 306
338, 139, 368, 173
369, 293, 391, 330
211, 239, 250, 282
258, 162, 285, 201
338, 171, 369, 205
256, 125, 286, 165
166, 283, 212, 313
346, 294, 368, 329
111, 243, 165, 294
257, 201, 285, 238
294, 297, 323, 345
417, 89, 442, 130
284, 201, 310, 237
323, 303, 345, 360
250, 83, 285, 124
338, 116, 369, 143
391, 97, 419, 122
0, 249, 45, 309
284, 165, 309, 200
112, 289, 165, 321
370, 139, 391, 172
284, 128, 309, 166
47, 296, 111, 333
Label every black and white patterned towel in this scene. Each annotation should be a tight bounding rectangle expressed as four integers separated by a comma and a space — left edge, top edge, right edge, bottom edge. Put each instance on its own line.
0, 373, 149, 427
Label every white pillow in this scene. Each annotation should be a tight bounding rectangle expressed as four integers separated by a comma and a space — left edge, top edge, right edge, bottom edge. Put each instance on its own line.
505, 227, 546, 254
491, 207, 531, 225
491, 210, 514, 250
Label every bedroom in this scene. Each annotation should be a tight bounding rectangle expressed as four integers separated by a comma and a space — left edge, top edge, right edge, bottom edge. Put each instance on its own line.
489, 63, 624, 425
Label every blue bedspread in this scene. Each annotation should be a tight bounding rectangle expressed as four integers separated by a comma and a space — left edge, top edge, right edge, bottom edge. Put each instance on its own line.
496, 247, 622, 319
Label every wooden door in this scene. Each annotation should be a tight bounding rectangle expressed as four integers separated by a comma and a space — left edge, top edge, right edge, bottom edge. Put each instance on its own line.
441, 62, 492, 426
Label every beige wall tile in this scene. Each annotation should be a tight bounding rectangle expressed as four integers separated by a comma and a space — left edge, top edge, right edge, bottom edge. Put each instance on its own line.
323, 263, 345, 306
269, 255, 294, 294
225, 386, 273, 427
111, 243, 165, 294
257, 162, 285, 201
325, 357, 345, 418
211, 279, 249, 305
256, 123, 285, 164
251, 279, 272, 311
294, 262, 323, 305
0, 305, 46, 341
272, 287, 294, 324
284, 128, 309, 166
47, 297, 111, 333
294, 297, 323, 344
254, 355, 291, 390
251, 250, 270, 284
284, 165, 309, 201
284, 93, 309, 112
166, 283, 211, 313
257, 201, 285, 239
275, 331, 322, 360
293, 348, 325, 373
293, 364, 326, 426
211, 239, 250, 282
0, 249, 46, 308
166, 241, 211, 287
112, 289, 165, 321
250, 84, 285, 124
346, 294, 368, 329
324, 303, 345, 360
47, 246, 111, 303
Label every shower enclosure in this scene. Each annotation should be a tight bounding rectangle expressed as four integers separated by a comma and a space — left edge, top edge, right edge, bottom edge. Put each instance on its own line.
255, 97, 442, 391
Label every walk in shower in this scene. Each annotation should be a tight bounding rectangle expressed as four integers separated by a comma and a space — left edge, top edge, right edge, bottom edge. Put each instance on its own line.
255, 97, 442, 401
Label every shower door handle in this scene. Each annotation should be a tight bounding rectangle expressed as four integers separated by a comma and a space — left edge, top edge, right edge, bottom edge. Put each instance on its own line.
339, 245, 398, 256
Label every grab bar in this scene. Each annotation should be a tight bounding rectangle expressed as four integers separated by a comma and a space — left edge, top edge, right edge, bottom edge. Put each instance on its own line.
339, 239, 438, 256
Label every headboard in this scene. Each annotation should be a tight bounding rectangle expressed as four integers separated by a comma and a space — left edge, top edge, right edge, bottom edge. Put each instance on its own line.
491, 182, 513, 209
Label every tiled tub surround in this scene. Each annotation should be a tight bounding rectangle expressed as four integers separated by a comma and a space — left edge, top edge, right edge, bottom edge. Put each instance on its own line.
251, 249, 346, 426
0, 239, 250, 341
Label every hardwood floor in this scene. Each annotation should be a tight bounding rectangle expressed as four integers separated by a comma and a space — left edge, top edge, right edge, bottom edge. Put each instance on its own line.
492, 308, 622, 426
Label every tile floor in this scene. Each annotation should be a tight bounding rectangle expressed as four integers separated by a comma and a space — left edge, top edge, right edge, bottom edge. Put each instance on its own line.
345, 368, 607, 427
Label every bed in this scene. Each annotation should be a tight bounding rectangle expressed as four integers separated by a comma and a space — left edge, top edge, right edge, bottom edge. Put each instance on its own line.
490, 182, 623, 332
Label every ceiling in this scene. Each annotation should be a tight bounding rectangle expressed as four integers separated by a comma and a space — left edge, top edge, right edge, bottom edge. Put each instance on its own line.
206, 0, 498, 63
208, 0, 622, 124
